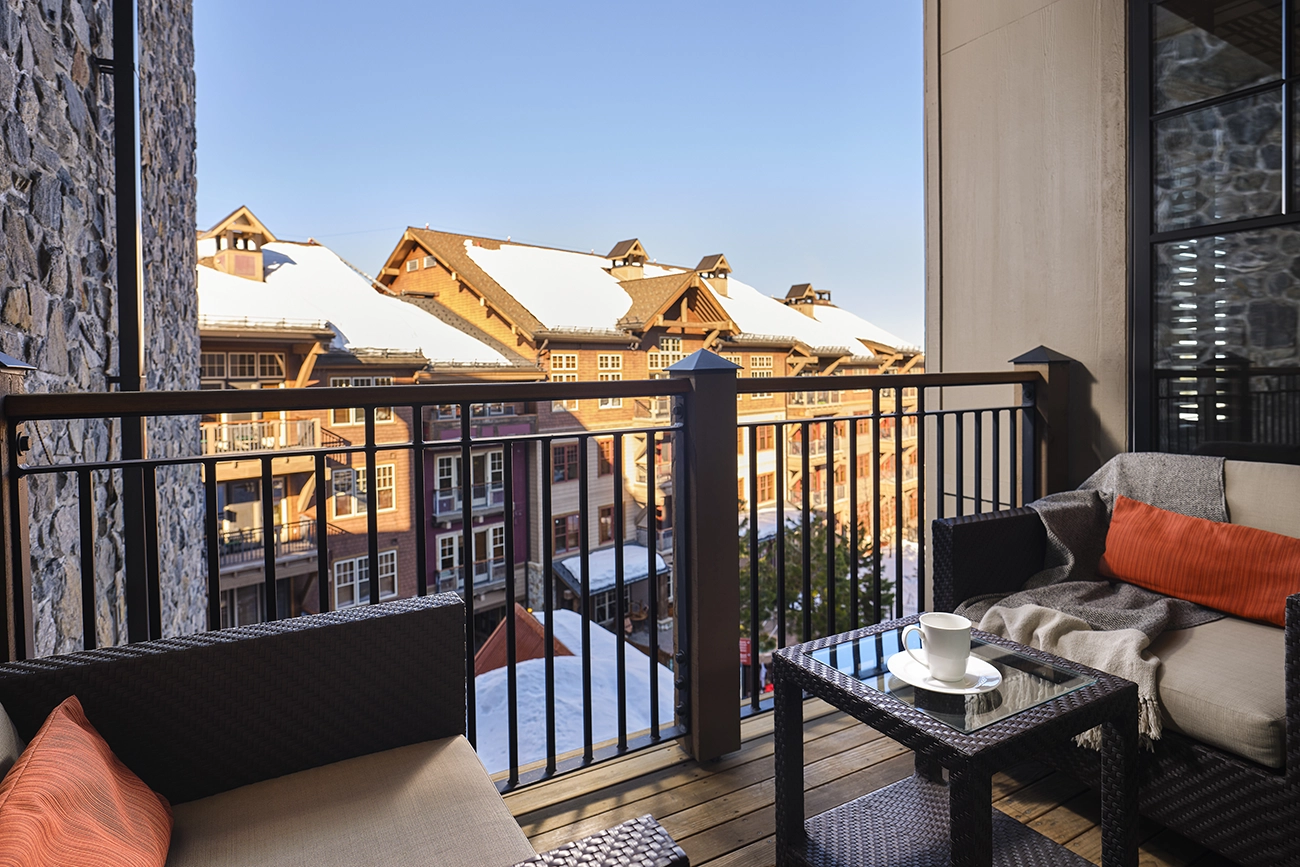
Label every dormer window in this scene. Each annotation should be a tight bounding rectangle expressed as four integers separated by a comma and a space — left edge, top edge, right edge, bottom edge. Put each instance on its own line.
406, 259, 419, 272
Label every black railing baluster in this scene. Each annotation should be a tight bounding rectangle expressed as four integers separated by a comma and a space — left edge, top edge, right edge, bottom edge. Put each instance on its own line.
936, 411, 946, 520
314, 452, 329, 614
411, 405, 427, 597
800, 420, 810, 642
1021, 383, 1037, 504
502, 443, 519, 787
894, 389, 904, 619
774, 422, 786, 649
260, 456, 277, 621
849, 416, 859, 631
871, 405, 882, 625
613, 434, 627, 749
77, 469, 96, 649
974, 409, 984, 514
748, 424, 760, 710
992, 409, 1002, 510
646, 431, 659, 740
955, 412, 966, 518
143, 464, 162, 639
915, 393, 927, 614
1010, 407, 1020, 508
203, 461, 220, 630
825, 419, 835, 637
541, 438, 556, 775
578, 435, 593, 764
366, 408, 381, 606
458, 404, 474, 747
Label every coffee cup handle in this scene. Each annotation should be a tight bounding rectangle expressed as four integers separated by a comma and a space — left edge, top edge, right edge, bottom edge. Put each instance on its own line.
901, 624, 928, 670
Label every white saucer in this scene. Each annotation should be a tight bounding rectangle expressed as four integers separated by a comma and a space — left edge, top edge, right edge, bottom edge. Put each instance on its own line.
886, 650, 1002, 695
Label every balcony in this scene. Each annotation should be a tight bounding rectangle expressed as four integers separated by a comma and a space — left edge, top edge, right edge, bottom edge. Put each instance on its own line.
787, 389, 843, 407
634, 525, 674, 553
217, 518, 318, 571
200, 418, 319, 455
436, 557, 509, 594
431, 482, 506, 519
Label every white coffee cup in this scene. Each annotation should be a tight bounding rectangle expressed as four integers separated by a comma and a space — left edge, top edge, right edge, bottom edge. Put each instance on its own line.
901, 612, 972, 683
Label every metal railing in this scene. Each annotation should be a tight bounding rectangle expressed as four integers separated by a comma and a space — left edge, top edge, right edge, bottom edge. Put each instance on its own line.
634, 526, 674, 553
200, 418, 318, 454
1156, 365, 1300, 452
436, 557, 509, 592
218, 518, 317, 568
431, 482, 506, 517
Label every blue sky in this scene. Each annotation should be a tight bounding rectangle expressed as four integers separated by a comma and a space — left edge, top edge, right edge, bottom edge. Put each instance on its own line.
193, 2, 924, 344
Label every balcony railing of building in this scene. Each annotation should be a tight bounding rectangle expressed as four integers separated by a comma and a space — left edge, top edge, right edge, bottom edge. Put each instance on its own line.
200, 418, 319, 455
431, 482, 506, 518
1155, 365, 1300, 453
0, 358, 1055, 793
217, 517, 318, 569
634, 526, 674, 553
435, 557, 509, 594
786, 389, 843, 407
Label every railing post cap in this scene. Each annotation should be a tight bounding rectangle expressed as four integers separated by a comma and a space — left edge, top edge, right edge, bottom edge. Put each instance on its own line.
0, 352, 36, 372
666, 349, 741, 375
1009, 346, 1073, 366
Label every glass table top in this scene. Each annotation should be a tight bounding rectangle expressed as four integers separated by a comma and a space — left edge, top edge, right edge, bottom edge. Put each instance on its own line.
808, 626, 1096, 733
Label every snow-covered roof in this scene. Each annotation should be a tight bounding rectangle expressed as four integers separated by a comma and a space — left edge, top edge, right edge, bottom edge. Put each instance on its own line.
197, 242, 514, 365
807, 304, 920, 354
473, 609, 676, 774
712, 278, 864, 357
554, 543, 669, 596
462, 241, 635, 331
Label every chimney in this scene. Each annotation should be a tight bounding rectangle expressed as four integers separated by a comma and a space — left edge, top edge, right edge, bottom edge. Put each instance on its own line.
783, 284, 831, 316
695, 254, 732, 296
213, 227, 267, 282
605, 239, 648, 281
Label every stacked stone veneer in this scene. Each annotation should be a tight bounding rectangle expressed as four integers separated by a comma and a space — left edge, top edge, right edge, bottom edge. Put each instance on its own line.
0, 0, 201, 655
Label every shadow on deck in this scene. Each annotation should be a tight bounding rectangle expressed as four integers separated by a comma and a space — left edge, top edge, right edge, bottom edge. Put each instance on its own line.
505, 698, 1238, 867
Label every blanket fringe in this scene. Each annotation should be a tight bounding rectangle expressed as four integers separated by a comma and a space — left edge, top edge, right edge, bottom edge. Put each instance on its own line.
1072, 696, 1162, 752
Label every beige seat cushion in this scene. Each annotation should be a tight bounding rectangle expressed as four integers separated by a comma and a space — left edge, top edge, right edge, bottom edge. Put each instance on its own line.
1149, 616, 1286, 768
166, 735, 535, 867
1225, 460, 1300, 538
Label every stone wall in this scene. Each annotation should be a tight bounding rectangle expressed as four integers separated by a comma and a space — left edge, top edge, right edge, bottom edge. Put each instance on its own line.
0, 0, 200, 654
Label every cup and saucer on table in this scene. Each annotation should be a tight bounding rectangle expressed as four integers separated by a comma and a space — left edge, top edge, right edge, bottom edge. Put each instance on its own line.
886, 612, 1002, 695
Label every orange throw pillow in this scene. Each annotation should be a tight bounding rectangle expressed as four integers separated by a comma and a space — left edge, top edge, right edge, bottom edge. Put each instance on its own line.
1099, 495, 1300, 627
0, 696, 172, 866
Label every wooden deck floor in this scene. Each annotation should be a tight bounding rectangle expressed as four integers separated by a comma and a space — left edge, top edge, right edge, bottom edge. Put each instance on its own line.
505, 698, 1239, 867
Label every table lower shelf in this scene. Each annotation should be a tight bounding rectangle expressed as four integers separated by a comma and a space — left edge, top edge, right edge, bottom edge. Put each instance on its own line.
782, 774, 1094, 867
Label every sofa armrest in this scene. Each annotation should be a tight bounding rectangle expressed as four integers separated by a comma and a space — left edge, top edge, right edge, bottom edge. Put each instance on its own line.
514, 815, 688, 867
0, 594, 466, 805
932, 508, 1047, 612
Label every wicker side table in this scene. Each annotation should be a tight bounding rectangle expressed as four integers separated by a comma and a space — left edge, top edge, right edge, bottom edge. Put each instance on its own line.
773, 617, 1139, 867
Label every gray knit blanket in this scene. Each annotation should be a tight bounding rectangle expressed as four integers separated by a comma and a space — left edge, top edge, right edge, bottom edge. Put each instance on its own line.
957, 453, 1227, 744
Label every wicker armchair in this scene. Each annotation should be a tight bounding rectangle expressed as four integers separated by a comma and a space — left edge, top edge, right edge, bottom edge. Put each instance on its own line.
0, 594, 687, 867
933, 509, 1300, 867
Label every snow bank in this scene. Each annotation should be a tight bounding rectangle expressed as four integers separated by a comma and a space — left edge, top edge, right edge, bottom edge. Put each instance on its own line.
198, 242, 510, 364
554, 543, 668, 594
473, 609, 676, 774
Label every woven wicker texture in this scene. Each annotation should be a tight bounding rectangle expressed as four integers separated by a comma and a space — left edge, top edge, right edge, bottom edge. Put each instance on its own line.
784, 775, 1093, 866
774, 618, 1139, 867
932, 509, 1047, 613
0, 594, 466, 805
934, 510, 1300, 867
513, 815, 689, 867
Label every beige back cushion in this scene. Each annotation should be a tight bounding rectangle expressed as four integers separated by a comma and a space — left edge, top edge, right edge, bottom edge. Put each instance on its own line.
1224, 460, 1300, 539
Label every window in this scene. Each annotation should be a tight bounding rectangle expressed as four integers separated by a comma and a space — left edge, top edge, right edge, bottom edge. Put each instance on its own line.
334, 549, 398, 609
750, 355, 773, 398
406, 259, 419, 272
423, 256, 436, 269
332, 464, 396, 517
329, 376, 394, 425
598, 504, 614, 544
597, 354, 622, 409
219, 584, 263, 628
590, 586, 630, 626
721, 354, 743, 399
737, 478, 746, 504
648, 337, 684, 371
258, 353, 285, 380
439, 534, 459, 573
756, 425, 775, 451
757, 472, 776, 504
597, 438, 614, 476
550, 353, 579, 411
200, 352, 226, 379
737, 428, 746, 454
229, 352, 257, 379
552, 443, 580, 482
553, 513, 580, 553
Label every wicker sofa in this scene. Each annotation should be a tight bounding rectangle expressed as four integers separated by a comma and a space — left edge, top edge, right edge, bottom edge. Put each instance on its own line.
0, 594, 687, 867
933, 458, 1300, 867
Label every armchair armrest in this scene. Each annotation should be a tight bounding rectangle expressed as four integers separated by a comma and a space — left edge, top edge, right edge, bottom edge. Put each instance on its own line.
514, 815, 688, 867
932, 508, 1047, 612
0, 594, 466, 805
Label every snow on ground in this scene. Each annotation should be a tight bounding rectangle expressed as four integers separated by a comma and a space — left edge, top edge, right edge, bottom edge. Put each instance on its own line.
198, 242, 511, 364
463, 241, 633, 330
713, 278, 863, 354
807, 304, 920, 354
554, 544, 668, 594
473, 609, 676, 775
